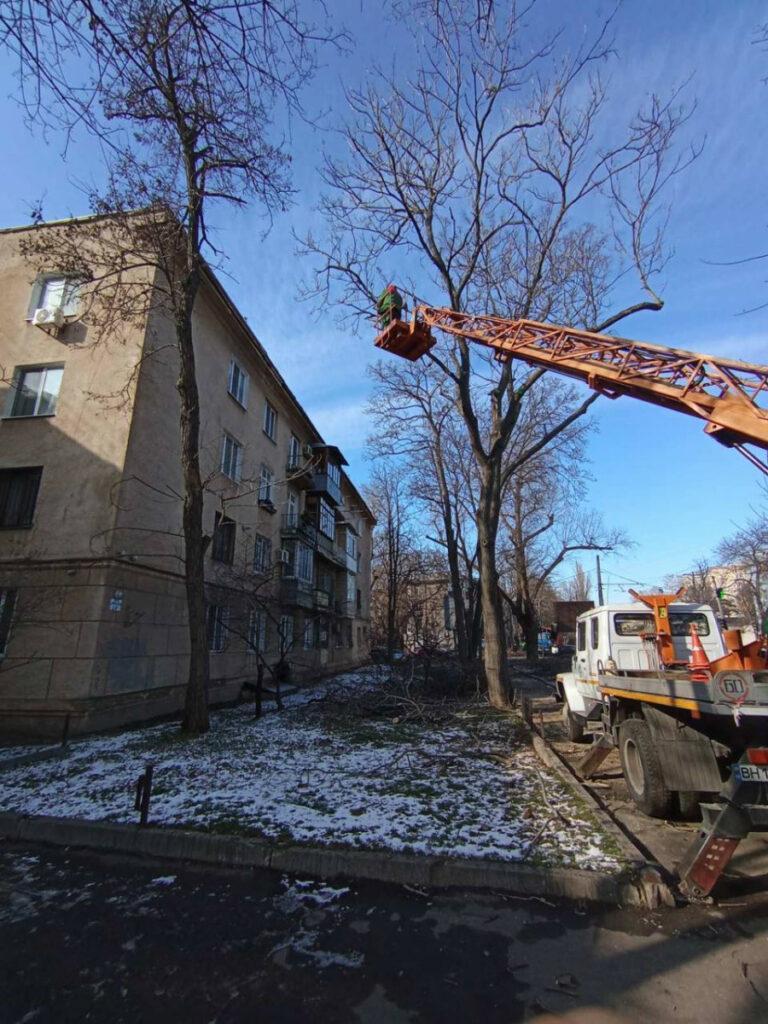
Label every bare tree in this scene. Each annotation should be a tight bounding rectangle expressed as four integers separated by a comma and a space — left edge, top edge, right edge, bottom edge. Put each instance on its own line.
366, 464, 421, 661
498, 393, 628, 658
716, 515, 768, 633
1, 0, 339, 733
302, 0, 694, 706
561, 562, 594, 603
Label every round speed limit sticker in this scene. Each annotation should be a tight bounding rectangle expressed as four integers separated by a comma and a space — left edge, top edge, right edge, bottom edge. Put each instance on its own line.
717, 674, 750, 702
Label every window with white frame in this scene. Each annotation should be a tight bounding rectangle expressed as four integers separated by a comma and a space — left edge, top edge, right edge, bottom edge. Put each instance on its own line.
211, 512, 236, 564
345, 531, 357, 562
258, 464, 274, 503
28, 275, 80, 318
227, 358, 249, 407
278, 614, 294, 652
285, 490, 299, 527
302, 617, 314, 649
220, 433, 243, 482
253, 533, 272, 573
0, 588, 17, 656
288, 434, 301, 469
8, 366, 63, 418
346, 572, 356, 605
263, 400, 277, 441
295, 542, 314, 584
328, 461, 341, 487
206, 605, 229, 653
248, 609, 267, 654
318, 498, 335, 539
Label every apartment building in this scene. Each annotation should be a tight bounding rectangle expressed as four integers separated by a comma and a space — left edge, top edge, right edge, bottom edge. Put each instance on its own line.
0, 215, 374, 739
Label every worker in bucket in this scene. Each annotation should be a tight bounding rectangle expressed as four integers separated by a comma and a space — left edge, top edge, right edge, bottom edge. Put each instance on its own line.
377, 283, 404, 328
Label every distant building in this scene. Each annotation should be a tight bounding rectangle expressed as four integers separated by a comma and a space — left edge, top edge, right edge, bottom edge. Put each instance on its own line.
0, 216, 374, 738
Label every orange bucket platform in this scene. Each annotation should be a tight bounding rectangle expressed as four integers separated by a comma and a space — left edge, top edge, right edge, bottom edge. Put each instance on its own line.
374, 319, 435, 362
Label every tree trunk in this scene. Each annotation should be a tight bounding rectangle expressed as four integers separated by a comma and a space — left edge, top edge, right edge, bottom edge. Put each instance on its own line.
477, 476, 510, 708
178, 308, 210, 735
523, 615, 539, 661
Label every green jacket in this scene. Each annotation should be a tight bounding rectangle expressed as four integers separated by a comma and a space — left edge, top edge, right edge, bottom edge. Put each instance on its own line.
378, 288, 403, 315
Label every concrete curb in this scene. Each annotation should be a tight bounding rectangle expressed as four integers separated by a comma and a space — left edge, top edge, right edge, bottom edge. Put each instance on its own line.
529, 731, 676, 908
0, 811, 669, 908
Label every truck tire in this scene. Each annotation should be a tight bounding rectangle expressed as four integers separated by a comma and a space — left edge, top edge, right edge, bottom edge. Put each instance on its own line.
619, 718, 673, 819
562, 701, 587, 743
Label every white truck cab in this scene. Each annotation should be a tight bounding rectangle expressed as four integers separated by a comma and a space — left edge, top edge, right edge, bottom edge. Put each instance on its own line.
556, 601, 725, 740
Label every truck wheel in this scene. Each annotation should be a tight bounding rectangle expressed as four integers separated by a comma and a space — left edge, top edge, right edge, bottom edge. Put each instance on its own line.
619, 718, 673, 819
562, 701, 587, 743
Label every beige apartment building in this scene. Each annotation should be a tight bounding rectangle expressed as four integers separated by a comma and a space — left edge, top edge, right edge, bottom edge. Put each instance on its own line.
0, 215, 374, 739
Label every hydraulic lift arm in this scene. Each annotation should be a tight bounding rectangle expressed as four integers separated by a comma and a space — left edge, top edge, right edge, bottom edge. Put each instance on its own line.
375, 306, 768, 474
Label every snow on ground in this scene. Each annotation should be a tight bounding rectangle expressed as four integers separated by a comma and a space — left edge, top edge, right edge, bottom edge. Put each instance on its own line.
0, 669, 621, 871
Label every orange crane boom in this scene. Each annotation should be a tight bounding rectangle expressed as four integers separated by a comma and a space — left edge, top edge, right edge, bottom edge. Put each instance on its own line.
374, 306, 768, 474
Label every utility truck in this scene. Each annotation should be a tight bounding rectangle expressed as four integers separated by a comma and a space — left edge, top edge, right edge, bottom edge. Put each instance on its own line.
373, 302, 768, 895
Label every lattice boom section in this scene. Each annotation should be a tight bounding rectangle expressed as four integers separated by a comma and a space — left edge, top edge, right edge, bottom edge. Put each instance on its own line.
418, 308, 768, 409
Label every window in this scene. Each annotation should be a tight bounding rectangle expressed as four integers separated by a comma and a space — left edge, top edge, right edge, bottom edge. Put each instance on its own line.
263, 400, 277, 441
345, 531, 357, 561
259, 464, 274, 504
346, 573, 356, 605
8, 366, 63, 418
671, 612, 710, 637
0, 588, 17, 656
29, 275, 80, 318
613, 613, 654, 637
227, 359, 249, 407
302, 618, 314, 649
211, 512, 236, 564
295, 542, 314, 584
317, 616, 329, 649
356, 588, 362, 613
590, 616, 599, 650
279, 614, 294, 652
577, 620, 586, 651
328, 461, 341, 487
0, 467, 42, 528
207, 605, 229, 652
319, 498, 335, 539
285, 490, 299, 527
220, 433, 242, 482
248, 610, 267, 654
344, 620, 353, 648
288, 434, 301, 470
253, 533, 272, 574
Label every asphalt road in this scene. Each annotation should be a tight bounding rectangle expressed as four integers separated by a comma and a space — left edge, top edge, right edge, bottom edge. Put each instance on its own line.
2, 842, 768, 1024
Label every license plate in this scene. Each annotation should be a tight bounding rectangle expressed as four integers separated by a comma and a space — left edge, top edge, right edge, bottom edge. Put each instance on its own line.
734, 764, 768, 783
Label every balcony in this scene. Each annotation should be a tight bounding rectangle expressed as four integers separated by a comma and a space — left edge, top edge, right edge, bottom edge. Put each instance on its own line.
286, 458, 314, 489
280, 514, 318, 548
316, 530, 347, 568
309, 471, 342, 506
280, 578, 316, 610
314, 588, 332, 609
334, 599, 356, 618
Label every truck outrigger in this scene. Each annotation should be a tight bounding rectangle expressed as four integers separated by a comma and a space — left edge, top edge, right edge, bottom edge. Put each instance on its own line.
555, 591, 768, 897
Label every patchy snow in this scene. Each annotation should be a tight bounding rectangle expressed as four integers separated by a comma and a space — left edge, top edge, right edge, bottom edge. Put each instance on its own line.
0, 744, 57, 764
149, 875, 177, 886
0, 669, 620, 871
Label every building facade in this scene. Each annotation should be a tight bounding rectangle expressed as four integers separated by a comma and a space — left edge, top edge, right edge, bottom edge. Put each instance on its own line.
0, 217, 374, 738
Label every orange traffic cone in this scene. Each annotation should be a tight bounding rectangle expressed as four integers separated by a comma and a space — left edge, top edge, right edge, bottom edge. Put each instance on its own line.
688, 624, 711, 682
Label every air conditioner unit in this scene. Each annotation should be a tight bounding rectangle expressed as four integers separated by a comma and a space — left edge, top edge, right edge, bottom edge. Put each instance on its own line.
279, 548, 290, 564
32, 306, 65, 329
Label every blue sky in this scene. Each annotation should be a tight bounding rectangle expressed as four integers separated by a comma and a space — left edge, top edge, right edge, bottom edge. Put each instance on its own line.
0, 0, 766, 599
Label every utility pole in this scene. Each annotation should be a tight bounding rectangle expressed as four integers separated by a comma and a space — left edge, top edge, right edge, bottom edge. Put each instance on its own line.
596, 555, 605, 605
